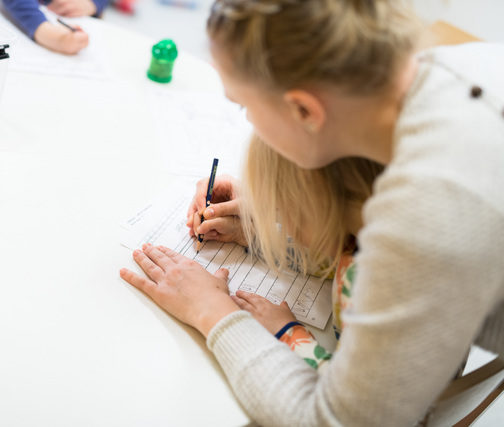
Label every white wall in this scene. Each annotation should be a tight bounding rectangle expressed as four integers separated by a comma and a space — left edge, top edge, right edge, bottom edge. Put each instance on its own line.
104, 1, 504, 61
104, 0, 214, 60
411, 0, 504, 42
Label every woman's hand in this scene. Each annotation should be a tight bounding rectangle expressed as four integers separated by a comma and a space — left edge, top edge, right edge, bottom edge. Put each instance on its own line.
48, 0, 97, 17
186, 175, 247, 247
231, 291, 297, 335
120, 244, 240, 337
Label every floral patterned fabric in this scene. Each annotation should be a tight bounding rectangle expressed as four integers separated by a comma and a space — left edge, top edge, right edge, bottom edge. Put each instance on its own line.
278, 254, 356, 369
279, 325, 332, 369
332, 254, 356, 343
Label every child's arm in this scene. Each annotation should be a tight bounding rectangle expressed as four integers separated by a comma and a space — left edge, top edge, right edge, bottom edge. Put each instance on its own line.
3, 0, 48, 39
3, 0, 89, 54
276, 255, 357, 371
231, 291, 332, 370
47, 0, 109, 18
93, 0, 108, 16
276, 322, 332, 370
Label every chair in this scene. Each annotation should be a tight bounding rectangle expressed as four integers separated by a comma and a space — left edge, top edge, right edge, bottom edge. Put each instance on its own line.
427, 20, 482, 47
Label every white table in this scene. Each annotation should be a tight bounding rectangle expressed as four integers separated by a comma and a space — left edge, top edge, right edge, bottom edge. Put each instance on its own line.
0, 17, 255, 427
2, 13, 502, 427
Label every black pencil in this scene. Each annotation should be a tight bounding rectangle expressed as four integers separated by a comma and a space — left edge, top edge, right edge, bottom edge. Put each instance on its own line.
197, 158, 219, 253
57, 18, 77, 32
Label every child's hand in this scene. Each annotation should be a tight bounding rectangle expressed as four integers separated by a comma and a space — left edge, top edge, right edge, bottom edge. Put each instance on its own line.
231, 291, 297, 335
186, 175, 248, 247
34, 22, 89, 55
48, 0, 97, 17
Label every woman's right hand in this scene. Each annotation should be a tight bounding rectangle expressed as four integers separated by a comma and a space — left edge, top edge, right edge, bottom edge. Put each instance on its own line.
186, 175, 248, 247
34, 22, 89, 55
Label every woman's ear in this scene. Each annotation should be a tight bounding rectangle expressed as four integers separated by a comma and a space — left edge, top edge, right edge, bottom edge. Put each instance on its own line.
284, 90, 326, 133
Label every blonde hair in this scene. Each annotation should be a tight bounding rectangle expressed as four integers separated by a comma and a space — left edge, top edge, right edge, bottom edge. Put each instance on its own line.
208, 0, 416, 274
208, 0, 420, 93
241, 135, 383, 276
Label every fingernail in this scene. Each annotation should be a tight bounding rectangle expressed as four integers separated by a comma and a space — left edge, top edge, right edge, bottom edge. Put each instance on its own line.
119, 268, 126, 275
133, 250, 140, 256
205, 207, 215, 218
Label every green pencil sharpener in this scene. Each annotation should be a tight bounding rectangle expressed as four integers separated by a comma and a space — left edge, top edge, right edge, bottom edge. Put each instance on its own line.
147, 39, 178, 83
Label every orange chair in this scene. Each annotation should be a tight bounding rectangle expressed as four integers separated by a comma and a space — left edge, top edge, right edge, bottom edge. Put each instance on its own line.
427, 20, 482, 46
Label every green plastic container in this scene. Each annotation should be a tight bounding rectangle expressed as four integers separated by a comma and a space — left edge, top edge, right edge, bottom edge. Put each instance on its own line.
147, 39, 178, 83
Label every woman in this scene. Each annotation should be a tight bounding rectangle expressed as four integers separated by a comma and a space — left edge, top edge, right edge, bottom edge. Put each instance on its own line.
120, 0, 504, 425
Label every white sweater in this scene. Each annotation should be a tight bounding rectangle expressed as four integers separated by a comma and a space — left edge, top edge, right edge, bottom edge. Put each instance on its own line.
207, 43, 504, 427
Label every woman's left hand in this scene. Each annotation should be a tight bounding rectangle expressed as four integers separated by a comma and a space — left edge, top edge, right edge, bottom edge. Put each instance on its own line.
231, 291, 297, 335
120, 244, 240, 337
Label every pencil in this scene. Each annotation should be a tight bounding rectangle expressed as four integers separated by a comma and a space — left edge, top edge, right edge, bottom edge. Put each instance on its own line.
57, 18, 77, 32
197, 158, 219, 252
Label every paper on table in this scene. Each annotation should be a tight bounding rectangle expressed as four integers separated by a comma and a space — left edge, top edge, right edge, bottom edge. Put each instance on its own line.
0, 7, 110, 80
148, 88, 252, 178
120, 181, 333, 329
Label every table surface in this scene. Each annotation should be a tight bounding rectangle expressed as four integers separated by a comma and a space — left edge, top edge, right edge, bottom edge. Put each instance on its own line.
3, 14, 499, 427
0, 16, 257, 427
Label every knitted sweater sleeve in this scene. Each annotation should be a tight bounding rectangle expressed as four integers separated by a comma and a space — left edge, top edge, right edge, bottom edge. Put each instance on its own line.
207, 174, 504, 427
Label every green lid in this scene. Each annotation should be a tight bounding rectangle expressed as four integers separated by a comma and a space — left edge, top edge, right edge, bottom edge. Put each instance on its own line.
147, 39, 178, 83
151, 39, 178, 62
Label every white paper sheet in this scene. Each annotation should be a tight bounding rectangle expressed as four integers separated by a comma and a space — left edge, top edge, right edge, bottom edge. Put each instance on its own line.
120, 182, 333, 329
148, 88, 252, 178
0, 7, 110, 79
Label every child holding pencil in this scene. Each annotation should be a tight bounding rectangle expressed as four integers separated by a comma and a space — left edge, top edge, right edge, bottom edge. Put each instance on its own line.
120, 0, 504, 425
2, 0, 108, 54
185, 136, 382, 370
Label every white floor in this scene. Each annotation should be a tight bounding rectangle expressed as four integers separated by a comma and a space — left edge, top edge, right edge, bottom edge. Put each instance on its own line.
467, 347, 504, 426
103, 1, 504, 424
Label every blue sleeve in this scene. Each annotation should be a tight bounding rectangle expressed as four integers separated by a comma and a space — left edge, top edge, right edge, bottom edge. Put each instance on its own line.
3, 0, 47, 39
93, 0, 108, 15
